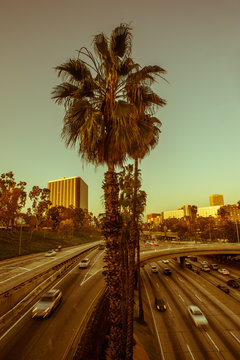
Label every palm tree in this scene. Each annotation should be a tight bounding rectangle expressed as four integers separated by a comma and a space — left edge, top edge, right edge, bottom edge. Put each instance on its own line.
52, 24, 150, 359
125, 80, 166, 359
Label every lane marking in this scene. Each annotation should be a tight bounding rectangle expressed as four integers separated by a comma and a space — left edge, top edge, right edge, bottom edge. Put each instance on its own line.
195, 294, 202, 302
178, 294, 185, 302
186, 344, 195, 360
178, 277, 183, 282
229, 331, 240, 345
143, 281, 165, 360
205, 332, 220, 352
0, 245, 95, 285
167, 303, 172, 312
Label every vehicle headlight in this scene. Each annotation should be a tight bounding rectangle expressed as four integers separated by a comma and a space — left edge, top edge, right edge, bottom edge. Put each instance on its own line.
157, 305, 160, 310
164, 305, 166, 309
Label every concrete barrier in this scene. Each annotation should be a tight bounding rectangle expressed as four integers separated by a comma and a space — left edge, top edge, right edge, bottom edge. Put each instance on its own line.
0, 247, 95, 331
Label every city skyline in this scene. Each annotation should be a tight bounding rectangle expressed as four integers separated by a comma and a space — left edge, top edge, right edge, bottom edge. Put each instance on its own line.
1, 0, 240, 217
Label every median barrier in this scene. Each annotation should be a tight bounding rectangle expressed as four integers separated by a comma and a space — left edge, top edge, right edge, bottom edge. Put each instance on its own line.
0, 246, 96, 332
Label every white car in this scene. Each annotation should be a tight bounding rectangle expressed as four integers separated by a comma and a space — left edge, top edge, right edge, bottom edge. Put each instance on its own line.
32, 289, 62, 318
188, 305, 208, 328
218, 268, 229, 275
45, 250, 56, 257
162, 259, 169, 264
151, 265, 158, 273
200, 260, 208, 265
79, 258, 90, 269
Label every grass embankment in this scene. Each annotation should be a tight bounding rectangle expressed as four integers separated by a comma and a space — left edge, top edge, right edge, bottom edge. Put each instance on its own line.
0, 228, 102, 261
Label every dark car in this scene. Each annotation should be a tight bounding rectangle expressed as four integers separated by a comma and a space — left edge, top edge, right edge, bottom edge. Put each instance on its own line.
185, 262, 192, 269
155, 298, 167, 311
163, 268, 172, 275
217, 284, 230, 294
227, 280, 239, 288
191, 267, 200, 274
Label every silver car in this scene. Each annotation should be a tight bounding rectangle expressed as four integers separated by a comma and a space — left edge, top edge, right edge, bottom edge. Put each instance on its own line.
32, 289, 62, 318
188, 305, 208, 328
79, 258, 90, 268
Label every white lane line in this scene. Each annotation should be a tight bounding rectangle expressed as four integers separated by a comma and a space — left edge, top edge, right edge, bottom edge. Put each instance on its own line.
80, 252, 103, 286
178, 277, 183, 282
143, 281, 165, 360
0, 257, 100, 341
18, 267, 30, 271
0, 245, 94, 285
156, 283, 159, 287
205, 332, 220, 352
195, 294, 202, 302
229, 331, 240, 345
167, 303, 172, 312
186, 344, 195, 360
178, 294, 185, 302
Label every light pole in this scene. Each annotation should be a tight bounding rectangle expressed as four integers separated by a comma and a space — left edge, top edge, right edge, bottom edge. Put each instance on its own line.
19, 224, 22, 256
236, 220, 239, 244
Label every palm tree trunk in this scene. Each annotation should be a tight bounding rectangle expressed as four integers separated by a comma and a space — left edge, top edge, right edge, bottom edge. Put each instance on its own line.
126, 158, 139, 360
102, 169, 125, 360
137, 232, 144, 322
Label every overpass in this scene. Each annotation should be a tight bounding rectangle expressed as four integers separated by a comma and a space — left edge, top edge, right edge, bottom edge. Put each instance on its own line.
140, 243, 240, 265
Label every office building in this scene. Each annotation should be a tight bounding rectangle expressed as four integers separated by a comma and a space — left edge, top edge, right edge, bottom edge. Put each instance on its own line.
48, 176, 88, 210
209, 194, 224, 206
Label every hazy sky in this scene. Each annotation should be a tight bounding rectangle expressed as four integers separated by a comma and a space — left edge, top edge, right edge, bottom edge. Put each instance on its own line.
1, 0, 240, 217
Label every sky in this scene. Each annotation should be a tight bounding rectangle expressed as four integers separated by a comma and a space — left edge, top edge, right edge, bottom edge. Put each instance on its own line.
1, 0, 240, 217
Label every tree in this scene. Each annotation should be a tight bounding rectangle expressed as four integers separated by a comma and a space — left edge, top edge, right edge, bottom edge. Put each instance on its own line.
0, 171, 27, 229
28, 186, 51, 232
125, 81, 166, 357
52, 24, 166, 359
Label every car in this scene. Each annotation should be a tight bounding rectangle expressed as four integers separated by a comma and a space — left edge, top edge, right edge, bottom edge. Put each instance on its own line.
188, 305, 208, 328
210, 264, 218, 270
201, 265, 210, 272
155, 298, 167, 311
45, 250, 56, 257
151, 265, 158, 273
185, 262, 192, 269
162, 259, 169, 264
218, 268, 229, 275
200, 260, 208, 265
32, 289, 62, 318
163, 268, 172, 275
191, 267, 200, 275
217, 284, 230, 293
79, 258, 90, 268
227, 280, 239, 288
98, 244, 105, 250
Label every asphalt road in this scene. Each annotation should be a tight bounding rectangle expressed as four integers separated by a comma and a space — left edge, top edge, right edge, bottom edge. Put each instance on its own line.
142, 256, 240, 360
0, 247, 105, 360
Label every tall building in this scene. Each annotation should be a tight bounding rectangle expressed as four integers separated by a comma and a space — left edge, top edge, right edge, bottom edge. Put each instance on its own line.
209, 194, 224, 206
48, 176, 88, 210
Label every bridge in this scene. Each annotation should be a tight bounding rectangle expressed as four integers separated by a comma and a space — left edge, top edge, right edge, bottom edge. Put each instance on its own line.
140, 243, 240, 265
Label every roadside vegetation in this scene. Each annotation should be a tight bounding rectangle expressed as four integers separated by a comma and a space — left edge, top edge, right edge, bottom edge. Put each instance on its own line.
0, 228, 101, 261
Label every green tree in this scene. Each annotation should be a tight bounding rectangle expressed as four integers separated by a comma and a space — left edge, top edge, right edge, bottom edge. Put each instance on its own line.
28, 186, 51, 232
0, 171, 27, 229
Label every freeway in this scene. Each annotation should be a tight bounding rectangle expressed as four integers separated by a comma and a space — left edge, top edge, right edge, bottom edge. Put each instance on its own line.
142, 256, 240, 359
0, 246, 105, 360
0, 242, 99, 294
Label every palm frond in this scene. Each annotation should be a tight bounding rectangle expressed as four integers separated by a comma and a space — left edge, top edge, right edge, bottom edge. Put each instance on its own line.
55, 59, 92, 83
51, 83, 78, 104
110, 23, 133, 59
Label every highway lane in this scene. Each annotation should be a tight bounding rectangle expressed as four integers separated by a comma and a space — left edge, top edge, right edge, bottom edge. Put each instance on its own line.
0, 247, 105, 360
142, 258, 240, 359
0, 242, 100, 293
